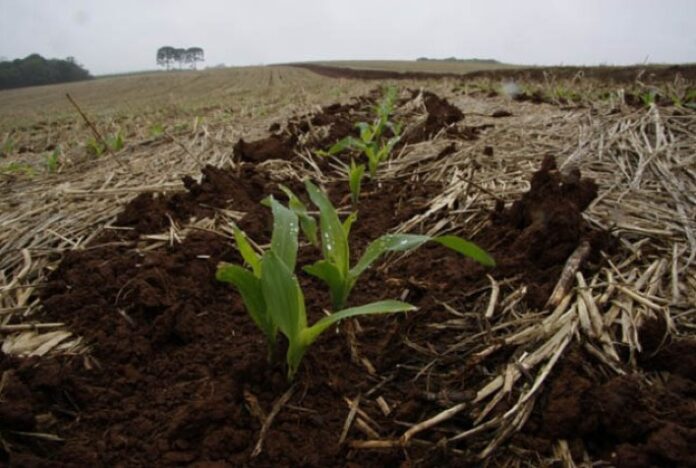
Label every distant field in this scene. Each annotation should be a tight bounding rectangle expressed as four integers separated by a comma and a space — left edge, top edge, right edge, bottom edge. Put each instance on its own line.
0, 66, 342, 127
309, 59, 519, 74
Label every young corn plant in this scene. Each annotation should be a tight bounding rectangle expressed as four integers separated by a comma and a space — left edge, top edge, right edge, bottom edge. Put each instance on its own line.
106, 131, 125, 151
348, 159, 366, 207
86, 137, 106, 156
0, 137, 14, 157
322, 86, 402, 177
217, 196, 414, 379
261, 250, 414, 379
216, 197, 298, 358
640, 90, 657, 108
150, 123, 165, 137
88, 131, 125, 156
45, 147, 60, 173
263, 184, 319, 247
1, 162, 35, 177
302, 181, 495, 311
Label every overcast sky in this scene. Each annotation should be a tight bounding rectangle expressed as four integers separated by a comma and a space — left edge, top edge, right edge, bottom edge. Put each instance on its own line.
1, 0, 695, 75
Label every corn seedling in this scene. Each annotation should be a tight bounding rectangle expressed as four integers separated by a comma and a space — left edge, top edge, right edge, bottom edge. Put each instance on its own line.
263, 184, 319, 247
86, 137, 106, 156
107, 131, 125, 151
87, 131, 124, 156
45, 147, 60, 173
683, 89, 696, 109
1, 162, 35, 177
217, 196, 414, 379
150, 123, 165, 137
303, 181, 495, 310
348, 159, 365, 207
0, 137, 14, 157
262, 250, 413, 379
216, 197, 299, 358
321, 86, 401, 177
640, 90, 656, 108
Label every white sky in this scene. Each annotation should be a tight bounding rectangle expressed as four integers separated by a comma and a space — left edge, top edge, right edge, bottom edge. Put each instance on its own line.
1, 0, 695, 75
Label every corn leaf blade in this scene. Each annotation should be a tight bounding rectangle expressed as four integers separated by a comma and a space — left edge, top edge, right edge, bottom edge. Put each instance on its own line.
328, 136, 363, 155
232, 226, 261, 277
350, 234, 430, 279
278, 184, 318, 247
269, 197, 299, 271
216, 263, 273, 339
305, 181, 350, 275
303, 260, 347, 311
356, 122, 373, 143
432, 235, 496, 267
302, 300, 415, 346
261, 251, 306, 341
348, 160, 365, 206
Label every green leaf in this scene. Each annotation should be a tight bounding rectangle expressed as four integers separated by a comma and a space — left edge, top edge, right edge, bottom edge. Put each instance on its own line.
384, 135, 401, 154
302, 300, 415, 346
355, 122, 373, 143
350, 234, 430, 279
278, 185, 318, 247
232, 226, 261, 277
432, 235, 496, 267
387, 121, 402, 137
328, 136, 363, 155
261, 251, 308, 378
269, 196, 299, 271
261, 251, 306, 341
216, 263, 274, 340
305, 181, 350, 275
349, 160, 365, 206
303, 260, 347, 311
342, 211, 358, 238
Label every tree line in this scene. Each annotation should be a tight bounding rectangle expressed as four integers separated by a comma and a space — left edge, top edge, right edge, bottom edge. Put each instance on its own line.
0, 54, 91, 90
157, 47, 205, 70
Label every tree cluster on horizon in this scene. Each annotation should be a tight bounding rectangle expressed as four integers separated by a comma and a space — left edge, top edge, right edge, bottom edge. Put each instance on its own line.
156, 47, 205, 70
0, 54, 91, 90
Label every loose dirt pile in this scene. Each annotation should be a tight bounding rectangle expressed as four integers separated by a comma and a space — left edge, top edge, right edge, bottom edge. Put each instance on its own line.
528, 321, 696, 467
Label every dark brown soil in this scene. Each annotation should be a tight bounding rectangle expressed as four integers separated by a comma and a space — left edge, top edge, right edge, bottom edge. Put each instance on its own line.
526, 341, 696, 468
3, 90, 689, 467
402, 91, 465, 144
291, 62, 696, 84
115, 164, 299, 237
391, 154, 606, 309
233, 134, 297, 163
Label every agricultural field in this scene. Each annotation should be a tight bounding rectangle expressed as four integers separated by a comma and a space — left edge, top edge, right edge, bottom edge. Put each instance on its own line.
310, 59, 518, 74
1, 63, 695, 466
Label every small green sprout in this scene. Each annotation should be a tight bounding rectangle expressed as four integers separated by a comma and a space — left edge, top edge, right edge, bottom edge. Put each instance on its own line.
106, 131, 125, 151
1, 162, 35, 177
321, 86, 402, 177
0, 137, 14, 157
45, 147, 60, 173
86, 131, 124, 156
348, 159, 366, 207
217, 196, 414, 379
303, 181, 495, 310
150, 123, 165, 137
672, 89, 696, 109
86, 137, 106, 156
640, 90, 656, 108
